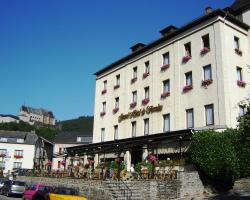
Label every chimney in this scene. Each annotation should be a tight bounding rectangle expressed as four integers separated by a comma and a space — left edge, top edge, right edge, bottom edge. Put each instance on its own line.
130, 43, 146, 52
205, 6, 213, 14
159, 25, 178, 37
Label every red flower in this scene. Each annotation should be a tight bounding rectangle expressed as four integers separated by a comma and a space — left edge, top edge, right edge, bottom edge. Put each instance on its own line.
182, 55, 192, 63
130, 102, 137, 109
131, 77, 137, 84
143, 72, 150, 79
14, 155, 23, 159
114, 85, 120, 90
200, 47, 210, 55
237, 80, 246, 87
235, 48, 242, 56
88, 159, 94, 166
142, 98, 150, 105
147, 154, 157, 163
202, 79, 213, 87
160, 64, 170, 71
101, 89, 107, 95
113, 107, 119, 114
161, 92, 170, 99
100, 111, 106, 116
183, 85, 193, 93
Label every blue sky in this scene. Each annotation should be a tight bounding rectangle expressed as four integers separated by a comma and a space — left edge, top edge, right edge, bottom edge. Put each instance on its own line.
0, 0, 233, 121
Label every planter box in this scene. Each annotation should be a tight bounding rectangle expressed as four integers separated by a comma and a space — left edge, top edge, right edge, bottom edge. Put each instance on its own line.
161, 64, 170, 71
201, 79, 213, 87
113, 85, 120, 90
113, 107, 119, 114
101, 89, 107, 95
182, 55, 192, 63
142, 98, 150, 105
237, 80, 246, 87
131, 77, 137, 84
130, 102, 137, 109
183, 85, 193, 93
100, 111, 106, 117
161, 92, 170, 98
200, 47, 210, 55
143, 72, 150, 79
235, 48, 242, 56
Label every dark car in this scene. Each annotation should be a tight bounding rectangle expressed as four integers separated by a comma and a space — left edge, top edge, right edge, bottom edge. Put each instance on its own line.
1, 180, 26, 197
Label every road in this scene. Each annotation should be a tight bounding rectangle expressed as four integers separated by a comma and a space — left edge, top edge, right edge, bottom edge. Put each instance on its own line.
0, 195, 22, 200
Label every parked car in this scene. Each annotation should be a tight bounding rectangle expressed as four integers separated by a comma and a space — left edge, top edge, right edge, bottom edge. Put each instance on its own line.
1, 180, 26, 197
0, 179, 7, 194
23, 184, 53, 200
48, 187, 87, 200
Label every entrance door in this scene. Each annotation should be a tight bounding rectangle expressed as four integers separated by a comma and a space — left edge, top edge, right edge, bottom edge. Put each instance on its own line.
131, 146, 143, 165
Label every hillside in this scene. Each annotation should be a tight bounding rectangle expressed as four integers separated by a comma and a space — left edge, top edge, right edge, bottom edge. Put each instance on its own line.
59, 116, 93, 134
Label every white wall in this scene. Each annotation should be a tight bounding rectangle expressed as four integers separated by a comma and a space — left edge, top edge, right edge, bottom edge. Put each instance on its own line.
0, 116, 19, 123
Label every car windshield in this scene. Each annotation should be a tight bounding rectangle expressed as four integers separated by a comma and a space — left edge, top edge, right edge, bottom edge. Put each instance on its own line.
28, 185, 37, 190
13, 181, 25, 186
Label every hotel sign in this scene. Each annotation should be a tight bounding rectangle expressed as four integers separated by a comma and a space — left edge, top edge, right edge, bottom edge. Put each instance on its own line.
118, 104, 163, 123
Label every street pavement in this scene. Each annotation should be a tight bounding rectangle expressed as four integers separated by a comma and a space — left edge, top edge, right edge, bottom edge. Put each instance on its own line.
0, 195, 22, 200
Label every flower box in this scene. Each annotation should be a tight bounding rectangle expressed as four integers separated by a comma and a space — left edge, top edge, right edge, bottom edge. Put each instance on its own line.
131, 77, 137, 84
202, 79, 213, 87
200, 47, 210, 55
183, 85, 193, 93
143, 72, 150, 79
114, 84, 120, 90
161, 92, 170, 99
113, 107, 119, 114
160, 64, 170, 71
142, 98, 150, 105
0, 154, 6, 157
130, 102, 137, 109
101, 89, 107, 95
235, 48, 242, 56
182, 55, 192, 63
100, 111, 106, 116
14, 155, 23, 159
237, 80, 246, 87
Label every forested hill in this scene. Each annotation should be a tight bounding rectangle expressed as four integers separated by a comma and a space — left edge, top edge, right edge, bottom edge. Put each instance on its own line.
59, 116, 93, 134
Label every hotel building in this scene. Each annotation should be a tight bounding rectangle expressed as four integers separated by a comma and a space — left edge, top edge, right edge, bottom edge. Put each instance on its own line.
68, 1, 250, 166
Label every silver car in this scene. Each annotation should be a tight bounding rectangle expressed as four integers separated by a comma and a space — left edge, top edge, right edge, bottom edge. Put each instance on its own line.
1, 180, 26, 197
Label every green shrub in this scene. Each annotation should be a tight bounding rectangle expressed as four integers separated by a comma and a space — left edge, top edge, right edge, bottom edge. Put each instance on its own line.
190, 130, 239, 191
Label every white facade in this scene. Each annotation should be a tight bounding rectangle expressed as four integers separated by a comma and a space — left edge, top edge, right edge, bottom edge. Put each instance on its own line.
0, 143, 35, 174
0, 115, 19, 123
93, 10, 250, 143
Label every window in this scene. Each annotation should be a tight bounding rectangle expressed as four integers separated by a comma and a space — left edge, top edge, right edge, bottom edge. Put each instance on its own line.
103, 80, 107, 90
239, 105, 247, 117
145, 87, 150, 99
145, 61, 150, 73
205, 104, 214, 125
144, 118, 149, 135
0, 161, 5, 169
132, 91, 137, 103
17, 139, 24, 143
184, 42, 191, 56
237, 67, 242, 81
13, 162, 22, 169
14, 150, 23, 157
202, 34, 210, 49
114, 125, 118, 140
102, 102, 106, 112
186, 109, 194, 128
163, 52, 170, 65
234, 36, 240, 49
57, 161, 61, 168
116, 74, 120, 86
59, 147, 62, 153
132, 121, 136, 137
185, 72, 192, 86
0, 149, 7, 156
203, 65, 212, 80
163, 80, 170, 93
115, 97, 119, 108
163, 114, 170, 132
133, 67, 137, 78
101, 128, 105, 142
0, 138, 7, 142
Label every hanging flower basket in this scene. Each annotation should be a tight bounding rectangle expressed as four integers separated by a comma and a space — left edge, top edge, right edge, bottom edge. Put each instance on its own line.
100, 111, 106, 117
160, 64, 170, 71
61, 160, 66, 166
182, 55, 192, 63
200, 47, 210, 55
101, 89, 107, 95
114, 84, 120, 90
237, 80, 246, 87
14, 155, 23, 159
143, 72, 150, 79
235, 48, 242, 56
130, 102, 137, 109
161, 92, 170, 99
113, 107, 119, 114
142, 98, 150, 105
202, 79, 213, 87
131, 77, 137, 84
183, 85, 193, 93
